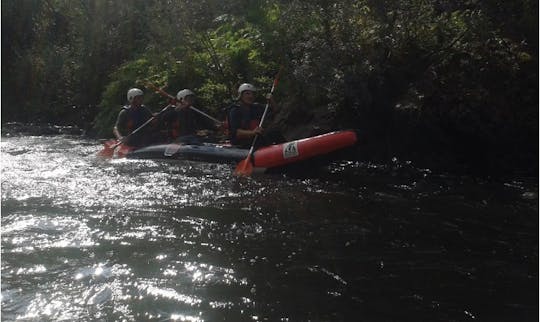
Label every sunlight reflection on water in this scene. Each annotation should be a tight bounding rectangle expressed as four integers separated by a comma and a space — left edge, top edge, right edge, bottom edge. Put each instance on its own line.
1, 135, 271, 321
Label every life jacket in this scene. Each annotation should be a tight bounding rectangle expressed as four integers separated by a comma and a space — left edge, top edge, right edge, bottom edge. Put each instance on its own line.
226, 103, 267, 145
227, 103, 263, 131
162, 106, 204, 140
121, 105, 152, 133
249, 119, 259, 130
119, 105, 155, 147
170, 117, 181, 139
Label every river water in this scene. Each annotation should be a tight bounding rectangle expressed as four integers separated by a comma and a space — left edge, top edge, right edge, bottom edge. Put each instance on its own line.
1, 133, 538, 321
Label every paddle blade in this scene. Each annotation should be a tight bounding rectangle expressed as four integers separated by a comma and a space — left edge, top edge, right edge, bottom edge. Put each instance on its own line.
96, 140, 117, 158
234, 156, 253, 176
116, 144, 133, 158
97, 147, 114, 158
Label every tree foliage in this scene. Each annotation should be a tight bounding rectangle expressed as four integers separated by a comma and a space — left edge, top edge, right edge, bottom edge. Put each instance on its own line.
2, 0, 537, 174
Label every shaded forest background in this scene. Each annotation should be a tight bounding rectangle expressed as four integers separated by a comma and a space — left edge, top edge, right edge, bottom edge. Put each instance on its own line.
2, 0, 538, 175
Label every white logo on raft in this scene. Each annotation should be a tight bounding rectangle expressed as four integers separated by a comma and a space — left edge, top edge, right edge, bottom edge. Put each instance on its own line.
164, 144, 181, 157
283, 141, 299, 159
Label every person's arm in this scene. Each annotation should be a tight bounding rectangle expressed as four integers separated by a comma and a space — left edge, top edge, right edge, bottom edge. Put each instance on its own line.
113, 127, 122, 140
113, 110, 127, 139
235, 127, 262, 140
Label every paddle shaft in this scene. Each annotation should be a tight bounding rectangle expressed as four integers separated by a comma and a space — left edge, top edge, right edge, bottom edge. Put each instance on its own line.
188, 106, 222, 124
245, 74, 281, 157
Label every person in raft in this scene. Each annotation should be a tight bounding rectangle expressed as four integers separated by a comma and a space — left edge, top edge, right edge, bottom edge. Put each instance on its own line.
113, 88, 157, 148
227, 83, 285, 148
159, 89, 217, 143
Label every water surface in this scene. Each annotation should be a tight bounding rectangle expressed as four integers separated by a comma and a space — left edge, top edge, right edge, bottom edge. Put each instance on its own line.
1, 134, 538, 321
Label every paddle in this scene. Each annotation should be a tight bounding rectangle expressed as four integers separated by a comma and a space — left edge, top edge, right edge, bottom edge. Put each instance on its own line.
97, 104, 171, 158
234, 68, 283, 176
145, 82, 223, 126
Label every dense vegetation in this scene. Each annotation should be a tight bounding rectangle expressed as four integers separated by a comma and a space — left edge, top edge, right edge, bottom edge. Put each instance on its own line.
2, 0, 538, 175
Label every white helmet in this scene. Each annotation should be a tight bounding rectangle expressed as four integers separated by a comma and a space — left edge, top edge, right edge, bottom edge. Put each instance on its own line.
127, 88, 143, 102
238, 83, 257, 96
176, 89, 195, 100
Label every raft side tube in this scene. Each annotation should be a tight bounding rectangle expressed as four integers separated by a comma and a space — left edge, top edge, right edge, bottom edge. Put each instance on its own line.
252, 130, 358, 168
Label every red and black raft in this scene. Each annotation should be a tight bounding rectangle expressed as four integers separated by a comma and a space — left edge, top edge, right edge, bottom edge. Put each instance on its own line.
103, 130, 358, 172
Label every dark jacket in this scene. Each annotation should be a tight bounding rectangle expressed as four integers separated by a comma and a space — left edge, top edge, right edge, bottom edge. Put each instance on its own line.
114, 105, 154, 147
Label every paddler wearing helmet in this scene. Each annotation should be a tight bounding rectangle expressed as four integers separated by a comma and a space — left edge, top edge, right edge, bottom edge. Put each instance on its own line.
113, 88, 157, 147
159, 89, 217, 143
227, 83, 285, 148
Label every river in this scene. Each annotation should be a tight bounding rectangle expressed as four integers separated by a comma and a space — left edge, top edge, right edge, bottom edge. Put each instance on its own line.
1, 132, 538, 321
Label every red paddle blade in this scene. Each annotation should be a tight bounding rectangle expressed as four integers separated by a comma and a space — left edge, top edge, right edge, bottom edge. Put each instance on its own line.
97, 147, 114, 158
234, 156, 253, 176
116, 144, 132, 158
96, 140, 117, 158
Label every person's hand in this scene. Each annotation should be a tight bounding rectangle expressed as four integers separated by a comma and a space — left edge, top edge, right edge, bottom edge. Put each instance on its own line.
196, 129, 210, 137
265, 93, 273, 100
253, 127, 264, 136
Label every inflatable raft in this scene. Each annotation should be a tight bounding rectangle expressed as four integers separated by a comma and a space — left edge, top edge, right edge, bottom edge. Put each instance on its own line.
109, 130, 358, 172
